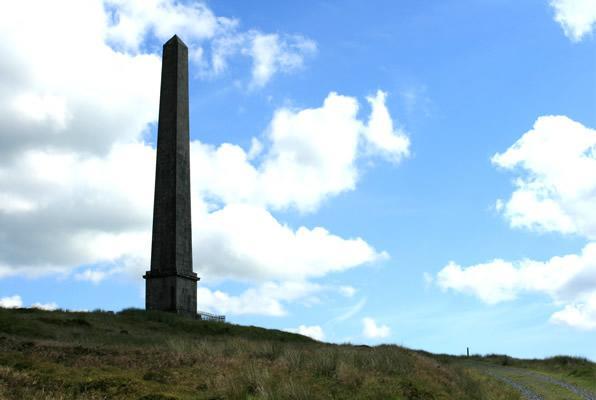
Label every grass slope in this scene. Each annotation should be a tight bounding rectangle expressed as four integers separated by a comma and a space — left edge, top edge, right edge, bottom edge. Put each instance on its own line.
474, 354, 596, 393
428, 352, 596, 399
0, 307, 523, 399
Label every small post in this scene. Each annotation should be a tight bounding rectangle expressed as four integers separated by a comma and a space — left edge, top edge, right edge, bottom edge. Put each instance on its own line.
467, 347, 469, 357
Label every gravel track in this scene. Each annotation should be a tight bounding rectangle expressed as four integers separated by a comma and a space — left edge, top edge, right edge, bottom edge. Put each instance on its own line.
475, 363, 596, 400
511, 368, 596, 400
484, 368, 544, 400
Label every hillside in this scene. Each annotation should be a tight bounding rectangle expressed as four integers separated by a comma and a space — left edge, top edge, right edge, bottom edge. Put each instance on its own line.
0, 308, 591, 400
427, 352, 596, 400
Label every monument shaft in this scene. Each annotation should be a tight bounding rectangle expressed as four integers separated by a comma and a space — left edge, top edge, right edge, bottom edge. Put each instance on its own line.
144, 35, 198, 316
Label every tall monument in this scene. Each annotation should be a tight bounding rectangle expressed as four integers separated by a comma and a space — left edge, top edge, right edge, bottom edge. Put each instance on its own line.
144, 35, 198, 316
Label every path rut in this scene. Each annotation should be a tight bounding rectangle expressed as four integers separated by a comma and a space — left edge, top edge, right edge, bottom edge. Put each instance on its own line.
510, 368, 596, 400
475, 364, 596, 400
484, 368, 543, 400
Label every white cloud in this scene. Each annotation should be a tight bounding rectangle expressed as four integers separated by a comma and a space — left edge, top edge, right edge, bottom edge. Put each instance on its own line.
0, 1, 360, 281
362, 317, 390, 339
436, 116, 596, 330
197, 281, 322, 317
0, 295, 22, 308
0, 0, 411, 322
0, 0, 160, 280
0, 0, 313, 166
75, 267, 125, 284
259, 93, 363, 211
550, 0, 596, 42
75, 270, 110, 284
437, 260, 521, 304
333, 298, 367, 322
247, 137, 263, 160
550, 293, 596, 330
285, 325, 325, 341
194, 203, 385, 281
31, 302, 58, 311
193, 91, 410, 213
210, 31, 316, 87
246, 32, 317, 87
339, 286, 357, 297
364, 91, 410, 162
436, 241, 596, 330
104, 0, 237, 53
492, 116, 596, 238
0, 142, 155, 278
437, 243, 596, 304
13, 93, 70, 129
103, 0, 315, 85
0, 91, 399, 282
0, 1, 161, 158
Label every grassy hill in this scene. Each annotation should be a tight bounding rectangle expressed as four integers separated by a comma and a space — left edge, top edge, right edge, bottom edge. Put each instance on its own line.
426, 352, 596, 400
0, 308, 592, 400
457, 353, 596, 393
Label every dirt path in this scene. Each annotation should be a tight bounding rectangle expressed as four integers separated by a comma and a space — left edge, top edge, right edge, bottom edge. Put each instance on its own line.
470, 363, 596, 400
510, 368, 596, 400
483, 368, 543, 400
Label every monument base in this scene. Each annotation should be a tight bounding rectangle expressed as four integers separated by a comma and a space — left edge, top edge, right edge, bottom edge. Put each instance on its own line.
143, 271, 199, 316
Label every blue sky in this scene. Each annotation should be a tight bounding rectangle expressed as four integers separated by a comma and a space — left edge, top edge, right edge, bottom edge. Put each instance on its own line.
1, 0, 596, 360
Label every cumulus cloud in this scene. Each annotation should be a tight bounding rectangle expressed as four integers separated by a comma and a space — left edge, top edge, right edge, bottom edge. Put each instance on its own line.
245, 33, 317, 87
492, 116, 596, 238
197, 281, 323, 317
188, 91, 407, 282
364, 91, 410, 162
0, 143, 155, 278
437, 243, 596, 305
550, 0, 596, 42
0, 1, 161, 159
436, 116, 596, 330
75, 267, 125, 284
193, 91, 409, 213
0, 0, 411, 319
285, 325, 325, 341
103, 0, 315, 85
31, 302, 59, 311
0, 91, 400, 284
437, 260, 520, 304
194, 204, 384, 281
261, 90, 408, 210
0, 0, 314, 165
104, 0, 237, 53
362, 317, 391, 339
0, 295, 23, 308
550, 293, 596, 330
210, 30, 316, 87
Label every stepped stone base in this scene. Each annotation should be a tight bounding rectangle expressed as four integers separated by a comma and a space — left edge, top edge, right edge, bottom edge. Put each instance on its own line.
143, 271, 198, 316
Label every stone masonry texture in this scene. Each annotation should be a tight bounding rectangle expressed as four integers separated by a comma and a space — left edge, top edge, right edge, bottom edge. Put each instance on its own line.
144, 35, 198, 316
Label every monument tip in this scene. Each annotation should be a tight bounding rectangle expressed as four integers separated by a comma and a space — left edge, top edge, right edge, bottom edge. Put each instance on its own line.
165, 34, 187, 48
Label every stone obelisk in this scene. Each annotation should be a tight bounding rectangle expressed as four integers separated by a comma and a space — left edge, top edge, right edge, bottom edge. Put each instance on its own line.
144, 35, 198, 316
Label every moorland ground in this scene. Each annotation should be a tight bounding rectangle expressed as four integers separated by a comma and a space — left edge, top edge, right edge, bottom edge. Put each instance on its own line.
0, 308, 593, 400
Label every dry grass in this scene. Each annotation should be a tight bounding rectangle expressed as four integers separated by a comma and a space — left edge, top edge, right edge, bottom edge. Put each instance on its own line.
0, 308, 520, 399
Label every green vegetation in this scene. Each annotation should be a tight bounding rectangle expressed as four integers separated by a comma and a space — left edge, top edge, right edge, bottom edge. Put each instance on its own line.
464, 354, 596, 393
427, 352, 596, 400
0, 307, 583, 399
